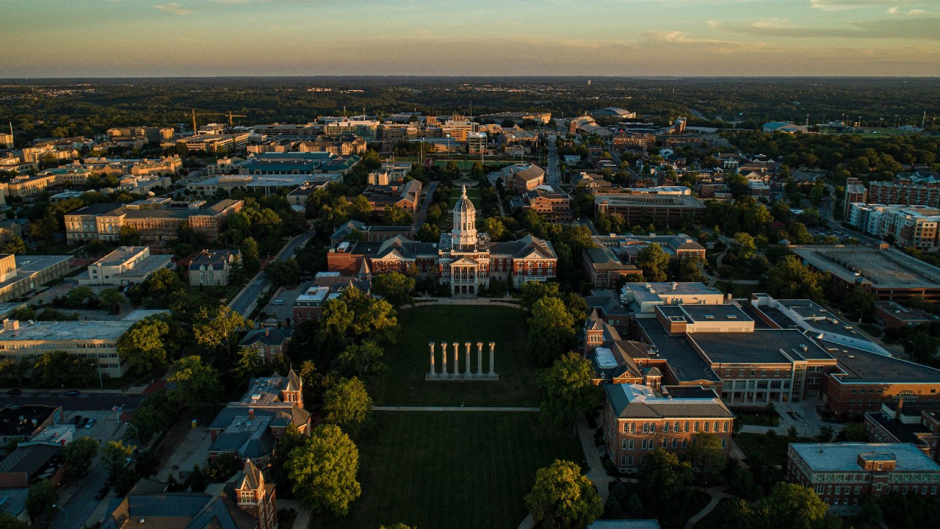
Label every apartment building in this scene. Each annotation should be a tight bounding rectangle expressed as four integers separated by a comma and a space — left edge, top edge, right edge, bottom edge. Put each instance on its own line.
603, 384, 734, 473
65, 199, 243, 243
870, 178, 940, 208
0, 132, 13, 149
847, 203, 940, 252
844, 178, 868, 217
80, 246, 174, 286
106, 126, 174, 144
786, 443, 940, 515
0, 310, 166, 377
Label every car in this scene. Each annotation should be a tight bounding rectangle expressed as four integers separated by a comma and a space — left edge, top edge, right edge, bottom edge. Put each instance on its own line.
271, 299, 284, 306
62, 390, 80, 397
84, 418, 96, 429
5, 389, 22, 396
68, 415, 83, 425
95, 486, 110, 500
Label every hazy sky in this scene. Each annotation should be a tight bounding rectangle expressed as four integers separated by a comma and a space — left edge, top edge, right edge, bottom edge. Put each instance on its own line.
2, 0, 939, 77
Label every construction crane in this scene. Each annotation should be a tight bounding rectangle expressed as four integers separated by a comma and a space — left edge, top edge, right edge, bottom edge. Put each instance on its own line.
190, 109, 247, 133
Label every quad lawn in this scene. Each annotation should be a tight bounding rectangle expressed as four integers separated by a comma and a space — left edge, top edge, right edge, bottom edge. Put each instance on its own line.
448, 186, 482, 209
733, 432, 813, 467
370, 304, 539, 407
318, 412, 585, 529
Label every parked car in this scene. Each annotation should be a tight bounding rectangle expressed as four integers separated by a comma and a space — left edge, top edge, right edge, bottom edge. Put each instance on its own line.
272, 299, 284, 306
69, 415, 83, 425
84, 418, 96, 429
62, 390, 80, 397
5, 389, 22, 396
95, 486, 110, 500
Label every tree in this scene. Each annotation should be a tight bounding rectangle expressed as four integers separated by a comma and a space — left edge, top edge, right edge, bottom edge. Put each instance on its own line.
193, 305, 251, 359
835, 422, 868, 442
373, 271, 415, 307
334, 341, 387, 378
26, 480, 58, 520
766, 255, 826, 302
287, 424, 361, 516
118, 316, 170, 374
733, 232, 757, 260
524, 460, 602, 529
65, 285, 96, 307
234, 347, 262, 379
119, 225, 142, 246
31, 351, 97, 388
416, 222, 440, 242
688, 432, 725, 479
265, 258, 302, 288
240, 237, 261, 273
843, 286, 877, 321
0, 236, 27, 254
99, 288, 125, 314
271, 424, 306, 488
636, 244, 671, 282
322, 377, 372, 429
481, 217, 506, 241
528, 296, 576, 365
168, 355, 222, 405
755, 483, 833, 529
637, 450, 694, 529
537, 353, 602, 430
101, 440, 134, 479
63, 436, 99, 479
383, 204, 413, 226
0, 511, 26, 529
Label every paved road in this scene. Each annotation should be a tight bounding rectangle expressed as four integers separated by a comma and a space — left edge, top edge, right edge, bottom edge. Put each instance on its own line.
546, 135, 560, 189
50, 465, 109, 529
374, 406, 538, 412
0, 392, 146, 411
412, 180, 439, 229
228, 231, 316, 317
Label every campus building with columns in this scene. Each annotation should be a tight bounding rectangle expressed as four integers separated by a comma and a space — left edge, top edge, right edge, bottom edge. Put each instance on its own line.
327, 186, 558, 295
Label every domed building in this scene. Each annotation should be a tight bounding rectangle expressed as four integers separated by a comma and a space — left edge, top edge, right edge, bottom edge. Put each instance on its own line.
327, 185, 558, 296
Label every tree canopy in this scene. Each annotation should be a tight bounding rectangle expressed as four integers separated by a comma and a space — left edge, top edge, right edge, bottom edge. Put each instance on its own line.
537, 353, 602, 430
524, 459, 603, 529
287, 424, 362, 516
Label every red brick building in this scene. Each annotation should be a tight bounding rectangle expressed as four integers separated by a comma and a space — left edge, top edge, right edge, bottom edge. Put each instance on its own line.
786, 443, 940, 515
603, 384, 734, 473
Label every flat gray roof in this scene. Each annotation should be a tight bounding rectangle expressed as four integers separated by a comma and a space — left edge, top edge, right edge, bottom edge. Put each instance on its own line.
0, 309, 166, 342
793, 246, 940, 290
690, 329, 833, 364
790, 443, 940, 473
821, 340, 940, 384
637, 319, 720, 383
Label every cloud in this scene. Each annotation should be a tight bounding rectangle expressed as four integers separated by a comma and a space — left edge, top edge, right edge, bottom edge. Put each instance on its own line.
715, 15, 940, 40
155, 3, 192, 15
887, 6, 899, 14
908, 9, 927, 14
811, 0, 926, 11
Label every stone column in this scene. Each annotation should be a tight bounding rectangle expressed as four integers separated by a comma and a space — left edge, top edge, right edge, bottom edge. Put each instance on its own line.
453, 342, 460, 375
489, 341, 496, 375
429, 342, 436, 376
465, 342, 471, 375
476, 342, 483, 376
441, 342, 448, 375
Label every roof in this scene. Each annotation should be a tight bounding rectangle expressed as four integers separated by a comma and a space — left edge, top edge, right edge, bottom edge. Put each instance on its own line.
690, 329, 833, 364
0, 444, 61, 475
238, 327, 293, 347
637, 319, 720, 383
789, 443, 940, 473
792, 246, 940, 290
605, 384, 733, 420
822, 340, 940, 384
190, 250, 239, 271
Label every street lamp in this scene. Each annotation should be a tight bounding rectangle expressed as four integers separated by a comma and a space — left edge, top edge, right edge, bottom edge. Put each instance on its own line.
52, 503, 71, 529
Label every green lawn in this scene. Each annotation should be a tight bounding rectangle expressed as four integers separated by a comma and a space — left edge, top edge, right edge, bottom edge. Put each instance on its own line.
370, 305, 539, 407
317, 412, 585, 529
733, 433, 812, 467
448, 186, 482, 209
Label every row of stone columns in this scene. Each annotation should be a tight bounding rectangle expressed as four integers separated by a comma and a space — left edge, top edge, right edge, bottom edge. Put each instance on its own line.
426, 341, 497, 380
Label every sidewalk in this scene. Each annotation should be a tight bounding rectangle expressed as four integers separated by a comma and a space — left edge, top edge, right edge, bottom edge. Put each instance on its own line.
683, 485, 733, 529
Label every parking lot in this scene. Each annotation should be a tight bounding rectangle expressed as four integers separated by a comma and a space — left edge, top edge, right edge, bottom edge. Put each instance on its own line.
262, 281, 312, 324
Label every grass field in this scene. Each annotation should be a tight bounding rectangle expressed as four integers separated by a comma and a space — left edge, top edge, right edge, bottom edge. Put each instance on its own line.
318, 412, 585, 529
734, 432, 812, 466
369, 305, 538, 407
448, 186, 482, 209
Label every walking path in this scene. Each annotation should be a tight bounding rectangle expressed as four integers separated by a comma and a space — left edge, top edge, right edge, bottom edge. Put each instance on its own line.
404, 297, 521, 309
683, 485, 734, 529
374, 405, 538, 412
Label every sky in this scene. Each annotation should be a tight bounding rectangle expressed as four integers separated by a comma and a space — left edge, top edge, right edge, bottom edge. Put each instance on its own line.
1, 0, 939, 77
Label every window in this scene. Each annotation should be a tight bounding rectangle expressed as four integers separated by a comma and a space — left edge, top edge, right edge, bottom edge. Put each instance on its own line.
672, 438, 678, 448
643, 423, 649, 433
721, 438, 727, 449
620, 455, 626, 466
684, 421, 689, 432
642, 440, 647, 450
622, 440, 628, 450
682, 439, 688, 449
629, 440, 635, 449
628, 456, 634, 466
723, 422, 729, 432
662, 438, 668, 448
663, 421, 670, 432
630, 423, 636, 433
623, 424, 629, 433
692, 438, 697, 448
693, 422, 699, 432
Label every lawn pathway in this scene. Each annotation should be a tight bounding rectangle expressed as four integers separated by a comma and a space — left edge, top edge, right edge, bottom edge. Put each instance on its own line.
683, 485, 734, 529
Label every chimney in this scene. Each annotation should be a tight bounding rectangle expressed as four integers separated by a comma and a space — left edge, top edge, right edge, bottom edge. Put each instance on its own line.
248, 408, 254, 421
265, 328, 270, 337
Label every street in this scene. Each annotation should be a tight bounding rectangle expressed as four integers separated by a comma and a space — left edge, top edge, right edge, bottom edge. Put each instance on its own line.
0, 392, 147, 411
546, 135, 560, 189
412, 180, 439, 229
228, 231, 317, 317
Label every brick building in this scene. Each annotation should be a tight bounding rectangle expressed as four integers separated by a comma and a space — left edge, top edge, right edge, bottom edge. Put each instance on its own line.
583, 247, 642, 288
603, 384, 734, 473
786, 443, 940, 515
865, 401, 940, 462
65, 199, 243, 244
519, 188, 573, 223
